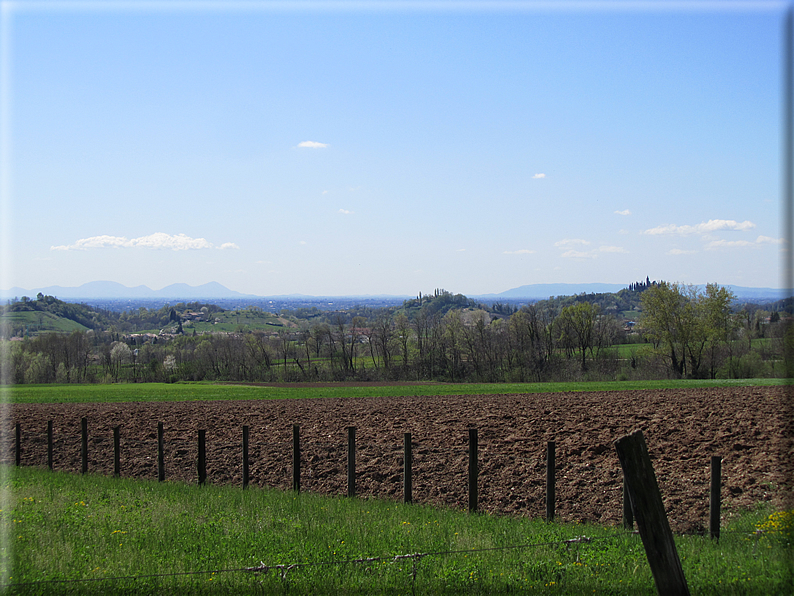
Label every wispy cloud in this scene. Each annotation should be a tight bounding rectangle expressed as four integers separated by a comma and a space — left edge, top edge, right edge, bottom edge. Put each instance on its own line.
532, 173, 545, 179
756, 235, 785, 245
503, 249, 535, 254
456, 248, 466, 252
614, 209, 630, 216
667, 248, 697, 255
338, 208, 354, 215
561, 250, 597, 259
51, 233, 237, 251
706, 235, 785, 250
297, 141, 328, 149
599, 245, 627, 253
554, 238, 590, 247
644, 219, 756, 235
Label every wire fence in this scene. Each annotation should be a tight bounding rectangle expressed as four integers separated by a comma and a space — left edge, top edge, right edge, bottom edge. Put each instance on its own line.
0, 532, 628, 591
2, 525, 781, 593
4, 416, 732, 533
5, 417, 788, 593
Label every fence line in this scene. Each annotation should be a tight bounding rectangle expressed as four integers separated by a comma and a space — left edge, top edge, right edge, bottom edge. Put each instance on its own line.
0, 532, 627, 591
7, 418, 725, 536
1, 525, 774, 592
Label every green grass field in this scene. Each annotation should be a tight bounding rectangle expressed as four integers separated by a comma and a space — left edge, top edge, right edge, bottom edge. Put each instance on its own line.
3, 466, 791, 595
136, 309, 290, 335
3, 312, 89, 335
3, 378, 788, 405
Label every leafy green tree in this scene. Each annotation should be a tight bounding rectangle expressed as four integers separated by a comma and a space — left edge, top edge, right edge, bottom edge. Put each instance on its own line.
640, 282, 736, 378
702, 283, 738, 378
557, 302, 599, 371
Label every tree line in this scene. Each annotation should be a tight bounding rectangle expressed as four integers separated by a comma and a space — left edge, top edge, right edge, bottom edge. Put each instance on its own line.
2, 283, 790, 385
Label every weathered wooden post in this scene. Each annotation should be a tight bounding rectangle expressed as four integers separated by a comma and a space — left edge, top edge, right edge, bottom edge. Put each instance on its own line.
242, 425, 249, 490
710, 456, 721, 540
81, 417, 88, 474
14, 423, 20, 467
113, 426, 120, 477
347, 427, 356, 498
614, 429, 690, 596
468, 428, 478, 513
546, 441, 556, 522
47, 421, 53, 471
404, 432, 413, 504
623, 475, 634, 530
157, 422, 165, 482
292, 424, 300, 493
197, 429, 206, 485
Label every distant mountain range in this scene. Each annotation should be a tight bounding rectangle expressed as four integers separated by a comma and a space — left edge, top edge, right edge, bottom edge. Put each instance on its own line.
1, 280, 788, 301
0, 281, 257, 300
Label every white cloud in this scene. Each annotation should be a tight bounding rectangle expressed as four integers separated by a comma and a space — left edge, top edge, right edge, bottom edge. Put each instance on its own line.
322, 190, 329, 195
599, 245, 627, 253
299, 240, 307, 245
705, 240, 754, 249
219, 242, 240, 250
297, 141, 328, 149
756, 235, 785, 245
614, 209, 631, 216
456, 248, 466, 252
338, 208, 354, 215
50, 233, 232, 251
554, 238, 590, 247
532, 173, 545, 179
706, 235, 786, 250
561, 249, 597, 259
644, 219, 756, 236
503, 249, 535, 254
666, 248, 697, 255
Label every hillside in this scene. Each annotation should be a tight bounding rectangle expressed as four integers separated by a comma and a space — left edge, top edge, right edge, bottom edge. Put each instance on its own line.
0, 295, 290, 338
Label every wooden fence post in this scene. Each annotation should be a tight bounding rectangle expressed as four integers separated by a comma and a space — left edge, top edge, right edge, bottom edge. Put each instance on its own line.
81, 417, 88, 474
546, 441, 556, 522
623, 475, 634, 530
113, 426, 120, 477
710, 456, 721, 540
404, 432, 412, 504
197, 429, 206, 486
47, 421, 53, 471
242, 426, 249, 490
468, 428, 478, 513
157, 422, 165, 482
14, 423, 20, 467
292, 424, 300, 493
347, 427, 356, 498
614, 429, 690, 596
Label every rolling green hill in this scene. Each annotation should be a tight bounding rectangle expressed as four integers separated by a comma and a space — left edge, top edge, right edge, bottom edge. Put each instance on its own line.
2, 310, 90, 335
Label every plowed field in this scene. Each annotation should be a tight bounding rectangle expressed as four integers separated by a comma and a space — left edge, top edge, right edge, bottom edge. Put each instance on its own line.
6, 386, 792, 534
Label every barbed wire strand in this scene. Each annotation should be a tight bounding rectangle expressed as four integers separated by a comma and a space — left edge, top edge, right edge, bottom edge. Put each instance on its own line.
0, 532, 627, 590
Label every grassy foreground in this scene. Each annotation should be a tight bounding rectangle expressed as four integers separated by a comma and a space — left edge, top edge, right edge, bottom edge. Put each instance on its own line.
3, 378, 788, 405
2, 466, 791, 595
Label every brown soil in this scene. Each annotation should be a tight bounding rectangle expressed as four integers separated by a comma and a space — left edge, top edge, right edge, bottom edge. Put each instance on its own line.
6, 386, 792, 534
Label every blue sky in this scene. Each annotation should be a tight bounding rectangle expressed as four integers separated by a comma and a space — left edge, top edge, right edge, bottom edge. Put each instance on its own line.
1, 1, 788, 296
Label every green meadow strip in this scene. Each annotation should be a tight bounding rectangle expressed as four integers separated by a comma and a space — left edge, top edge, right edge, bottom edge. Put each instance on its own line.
4, 378, 787, 405
3, 466, 791, 595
